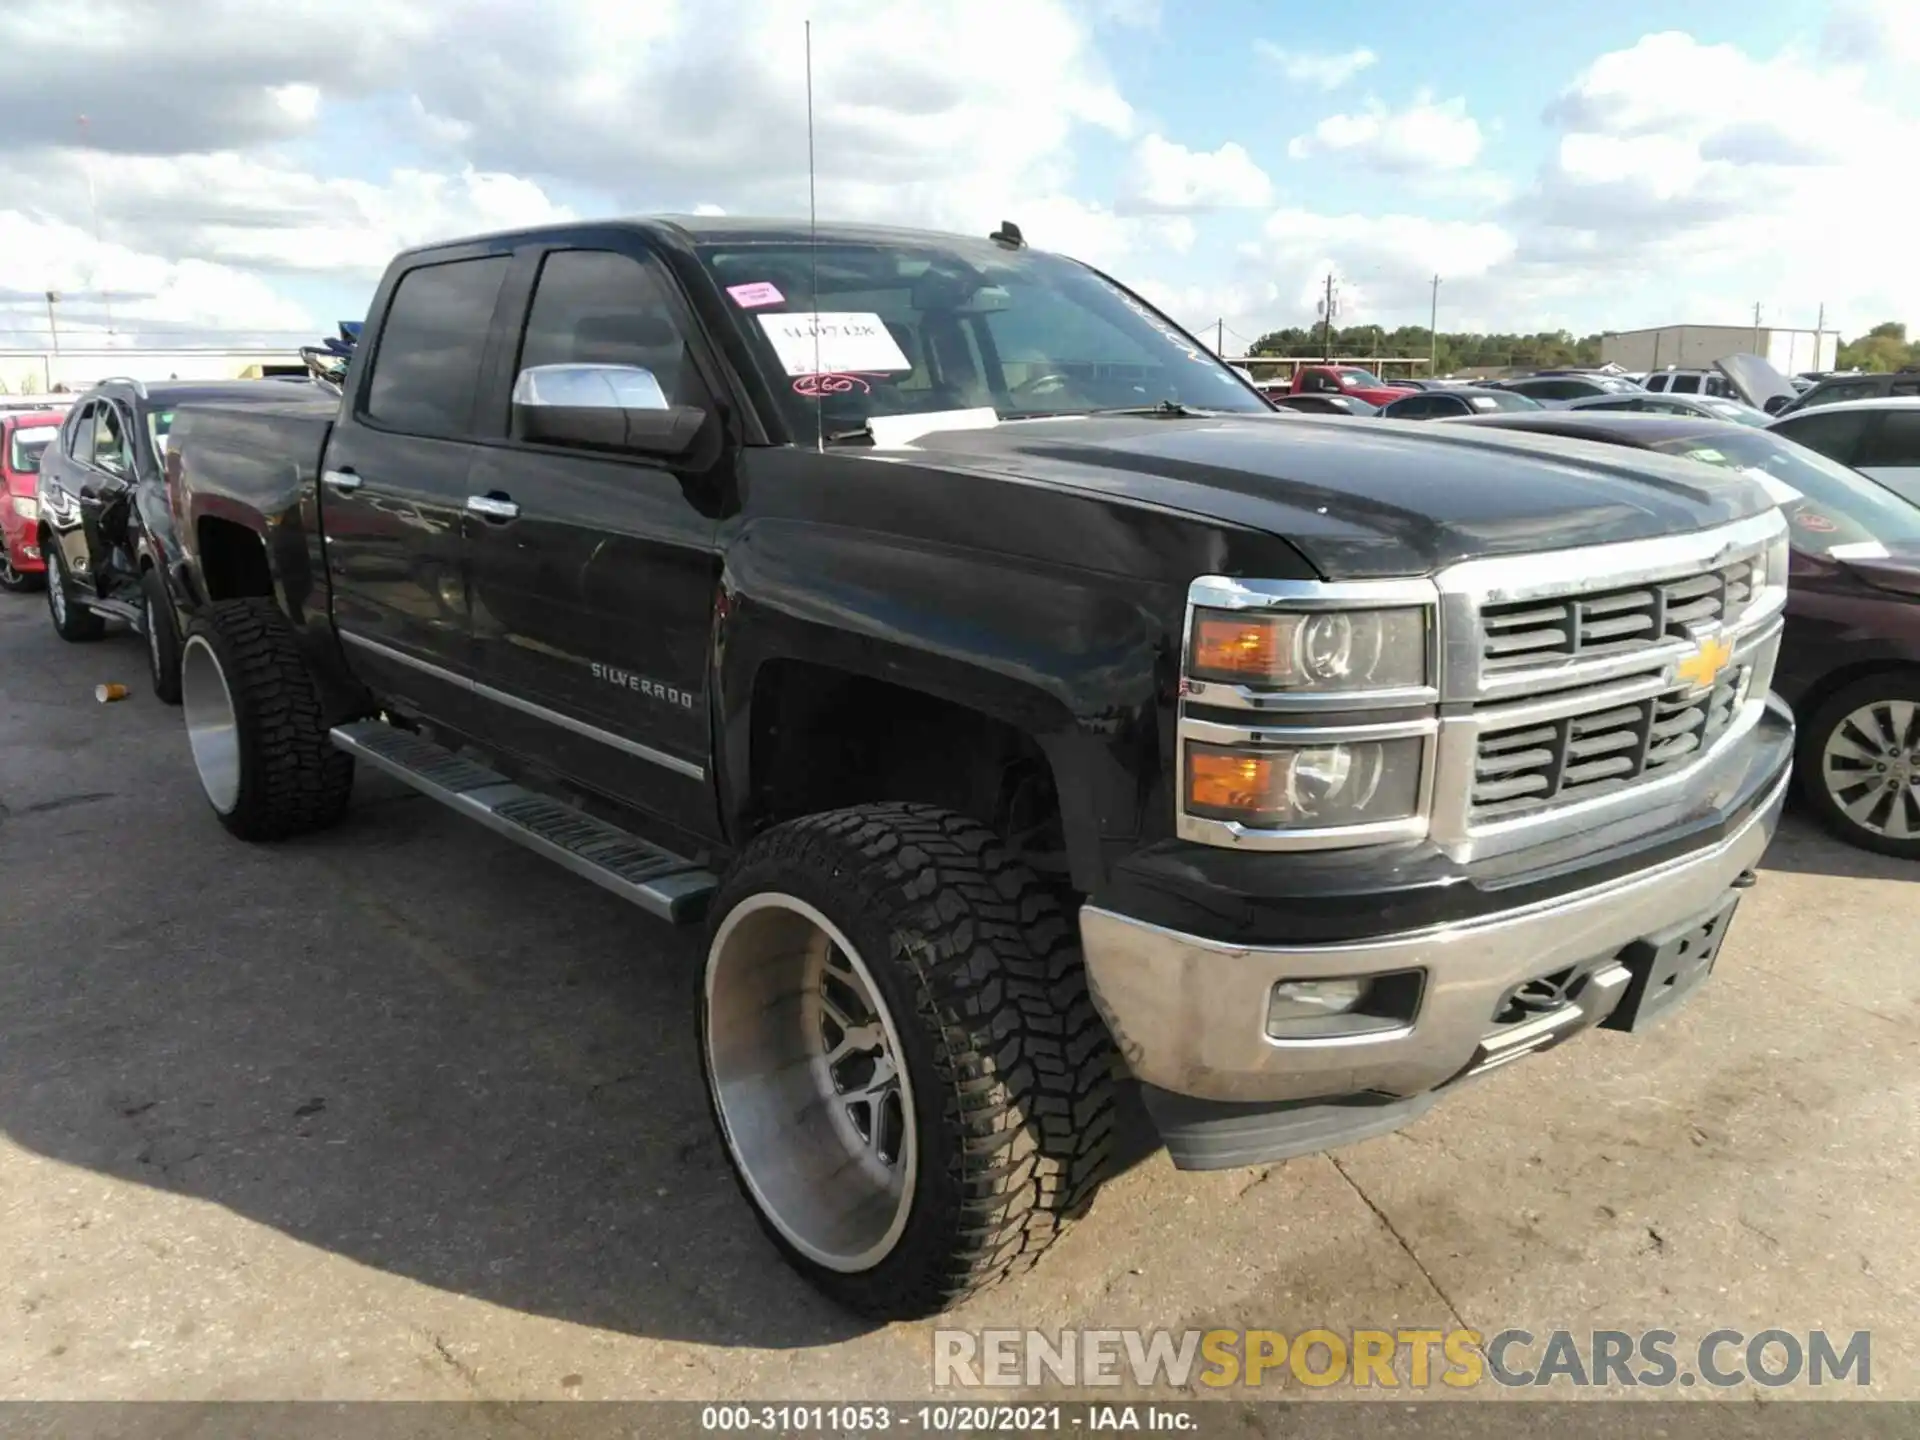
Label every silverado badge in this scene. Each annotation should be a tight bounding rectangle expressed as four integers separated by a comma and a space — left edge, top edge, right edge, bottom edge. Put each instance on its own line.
1673, 634, 1734, 692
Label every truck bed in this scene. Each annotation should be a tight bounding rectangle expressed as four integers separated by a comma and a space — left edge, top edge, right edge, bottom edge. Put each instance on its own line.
167, 393, 340, 617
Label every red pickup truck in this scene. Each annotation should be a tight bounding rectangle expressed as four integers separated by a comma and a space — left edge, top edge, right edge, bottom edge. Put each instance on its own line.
1280, 365, 1417, 407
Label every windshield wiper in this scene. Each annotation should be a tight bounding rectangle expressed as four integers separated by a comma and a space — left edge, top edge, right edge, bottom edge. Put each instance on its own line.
1014, 401, 1222, 421
1082, 401, 1221, 419
822, 424, 875, 446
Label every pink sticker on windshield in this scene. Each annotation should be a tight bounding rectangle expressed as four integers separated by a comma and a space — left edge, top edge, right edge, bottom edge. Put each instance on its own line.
728, 281, 785, 308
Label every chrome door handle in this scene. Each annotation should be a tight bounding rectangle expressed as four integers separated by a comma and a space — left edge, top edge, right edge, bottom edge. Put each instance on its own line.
466, 495, 519, 521
322, 469, 362, 493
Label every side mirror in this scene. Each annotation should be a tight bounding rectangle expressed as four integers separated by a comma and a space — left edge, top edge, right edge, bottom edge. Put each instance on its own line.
1763, 394, 1790, 416
511, 364, 708, 457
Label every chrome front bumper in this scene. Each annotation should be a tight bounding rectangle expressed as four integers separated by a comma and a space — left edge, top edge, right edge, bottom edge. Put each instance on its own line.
1079, 764, 1791, 1105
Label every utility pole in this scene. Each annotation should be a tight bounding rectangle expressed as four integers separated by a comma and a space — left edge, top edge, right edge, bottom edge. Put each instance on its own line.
1751, 301, 1762, 356
1429, 274, 1441, 375
1320, 273, 1337, 360
1216, 317, 1224, 358
77, 113, 113, 335
45, 291, 60, 355
1814, 301, 1826, 370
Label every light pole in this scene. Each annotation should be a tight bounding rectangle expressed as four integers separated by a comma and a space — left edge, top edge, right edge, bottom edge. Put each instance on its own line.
45, 291, 60, 356
1429, 274, 1441, 376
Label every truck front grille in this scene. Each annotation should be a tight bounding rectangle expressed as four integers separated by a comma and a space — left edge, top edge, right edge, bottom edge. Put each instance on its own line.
1479, 557, 1762, 675
1470, 667, 1748, 821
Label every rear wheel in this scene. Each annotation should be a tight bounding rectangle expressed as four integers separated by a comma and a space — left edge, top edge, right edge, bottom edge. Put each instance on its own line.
1799, 672, 1920, 859
44, 544, 105, 641
180, 598, 354, 840
142, 567, 184, 705
699, 804, 1116, 1319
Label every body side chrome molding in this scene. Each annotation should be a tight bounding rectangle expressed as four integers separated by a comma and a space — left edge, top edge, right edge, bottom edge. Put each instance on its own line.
336, 629, 707, 782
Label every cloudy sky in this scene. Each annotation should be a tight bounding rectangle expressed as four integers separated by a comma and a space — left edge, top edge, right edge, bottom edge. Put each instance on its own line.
0, 0, 1914, 354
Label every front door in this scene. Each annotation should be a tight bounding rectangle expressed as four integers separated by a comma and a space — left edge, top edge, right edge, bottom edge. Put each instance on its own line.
74, 399, 140, 592
464, 242, 726, 840
322, 249, 512, 726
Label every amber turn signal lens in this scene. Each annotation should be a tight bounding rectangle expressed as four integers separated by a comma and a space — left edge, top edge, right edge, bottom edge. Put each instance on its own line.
1192, 615, 1293, 682
1187, 747, 1286, 816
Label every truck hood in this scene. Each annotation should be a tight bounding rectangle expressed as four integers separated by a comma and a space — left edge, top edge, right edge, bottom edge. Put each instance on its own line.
1716, 354, 1799, 412
894, 413, 1775, 579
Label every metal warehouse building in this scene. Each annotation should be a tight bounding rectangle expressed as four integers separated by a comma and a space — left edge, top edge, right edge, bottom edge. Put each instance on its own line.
1600, 324, 1837, 376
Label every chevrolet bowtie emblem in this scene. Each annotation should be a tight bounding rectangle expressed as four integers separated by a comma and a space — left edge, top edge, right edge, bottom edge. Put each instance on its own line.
1675, 634, 1734, 691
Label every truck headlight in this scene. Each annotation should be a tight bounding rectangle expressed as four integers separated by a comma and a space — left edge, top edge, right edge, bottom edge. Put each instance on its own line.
1188, 607, 1426, 691
10, 495, 36, 521
1763, 530, 1788, 589
1186, 737, 1424, 829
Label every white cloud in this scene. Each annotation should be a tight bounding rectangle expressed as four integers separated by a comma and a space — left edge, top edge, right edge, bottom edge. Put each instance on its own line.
0, 151, 574, 278
1522, 29, 1920, 331
1120, 134, 1273, 213
0, 0, 1155, 337
1821, 0, 1920, 66
1254, 43, 1376, 90
0, 210, 315, 345
270, 83, 322, 123
1287, 92, 1483, 171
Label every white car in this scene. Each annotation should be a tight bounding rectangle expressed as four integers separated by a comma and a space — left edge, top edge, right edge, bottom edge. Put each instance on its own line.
1642, 367, 1741, 400
1768, 396, 1920, 506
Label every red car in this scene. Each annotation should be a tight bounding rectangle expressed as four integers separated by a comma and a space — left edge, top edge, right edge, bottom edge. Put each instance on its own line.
1, 409, 66, 592
1282, 364, 1417, 408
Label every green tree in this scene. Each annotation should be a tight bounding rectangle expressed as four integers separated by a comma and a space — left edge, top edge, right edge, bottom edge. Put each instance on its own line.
1837, 322, 1917, 373
1247, 325, 1603, 373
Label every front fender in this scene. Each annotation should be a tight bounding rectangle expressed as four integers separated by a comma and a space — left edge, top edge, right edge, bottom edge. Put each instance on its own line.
715, 516, 1179, 891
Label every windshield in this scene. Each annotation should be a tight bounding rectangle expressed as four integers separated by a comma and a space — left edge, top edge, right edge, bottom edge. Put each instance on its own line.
1593, 375, 1642, 394
1336, 369, 1384, 388
695, 239, 1269, 437
146, 409, 175, 456
1470, 392, 1541, 412
1648, 427, 1920, 554
7, 423, 59, 474
1694, 397, 1769, 427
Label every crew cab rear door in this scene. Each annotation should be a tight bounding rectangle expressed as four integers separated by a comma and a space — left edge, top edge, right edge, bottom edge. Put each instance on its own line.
321, 244, 514, 722
461, 236, 726, 837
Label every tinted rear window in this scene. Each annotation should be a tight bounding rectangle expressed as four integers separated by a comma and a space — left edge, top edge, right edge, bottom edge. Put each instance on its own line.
364, 257, 510, 437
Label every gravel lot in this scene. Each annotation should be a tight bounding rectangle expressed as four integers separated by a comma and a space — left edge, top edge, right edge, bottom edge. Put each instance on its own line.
2, 592, 1917, 1405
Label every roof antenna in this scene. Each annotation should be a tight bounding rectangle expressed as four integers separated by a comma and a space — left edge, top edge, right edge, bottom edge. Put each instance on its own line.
805, 18, 823, 454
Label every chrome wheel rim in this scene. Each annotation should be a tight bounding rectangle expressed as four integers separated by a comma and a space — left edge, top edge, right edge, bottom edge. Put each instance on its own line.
181, 634, 242, 814
1822, 699, 1920, 840
704, 894, 916, 1272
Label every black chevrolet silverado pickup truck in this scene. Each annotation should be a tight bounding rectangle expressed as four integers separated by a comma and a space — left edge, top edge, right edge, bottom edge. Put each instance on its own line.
160, 217, 1795, 1318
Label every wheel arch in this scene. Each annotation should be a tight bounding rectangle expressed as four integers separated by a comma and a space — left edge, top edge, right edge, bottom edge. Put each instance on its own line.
1794, 658, 1920, 739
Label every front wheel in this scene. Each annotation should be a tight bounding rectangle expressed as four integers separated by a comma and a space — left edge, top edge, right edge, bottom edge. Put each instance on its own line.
699, 804, 1116, 1319
1799, 672, 1920, 859
179, 598, 354, 840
